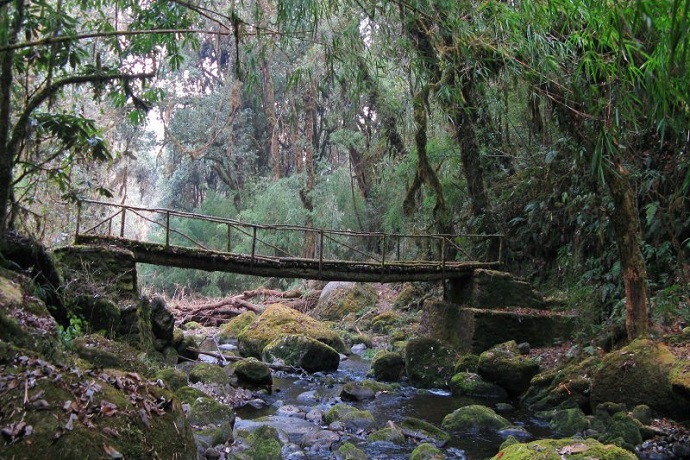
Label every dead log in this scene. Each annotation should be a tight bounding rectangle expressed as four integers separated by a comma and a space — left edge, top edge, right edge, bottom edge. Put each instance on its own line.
189, 348, 303, 373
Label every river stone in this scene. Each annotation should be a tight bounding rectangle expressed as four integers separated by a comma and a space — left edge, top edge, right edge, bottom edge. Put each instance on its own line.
337, 442, 368, 460
189, 362, 231, 385
549, 407, 588, 436
368, 425, 406, 444
341, 382, 376, 401
370, 351, 405, 381
312, 282, 377, 321
300, 429, 340, 450
262, 333, 340, 373
597, 411, 643, 449
187, 396, 236, 427
234, 357, 272, 385
477, 341, 540, 396
590, 339, 690, 421
401, 417, 451, 444
520, 356, 597, 412
410, 442, 446, 460
491, 437, 637, 460
441, 404, 511, 432
405, 338, 456, 389
235, 416, 318, 444
449, 372, 508, 399
238, 304, 346, 359
340, 409, 376, 432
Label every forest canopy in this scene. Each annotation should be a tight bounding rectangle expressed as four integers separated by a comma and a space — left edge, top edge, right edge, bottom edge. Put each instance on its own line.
1, 0, 689, 341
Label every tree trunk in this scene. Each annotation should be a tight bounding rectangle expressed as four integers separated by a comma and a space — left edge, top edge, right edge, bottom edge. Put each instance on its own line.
604, 163, 649, 340
301, 81, 316, 258
0, 0, 23, 236
261, 57, 281, 180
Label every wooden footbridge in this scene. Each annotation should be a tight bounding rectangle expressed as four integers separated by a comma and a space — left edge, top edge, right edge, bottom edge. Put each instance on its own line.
74, 200, 502, 282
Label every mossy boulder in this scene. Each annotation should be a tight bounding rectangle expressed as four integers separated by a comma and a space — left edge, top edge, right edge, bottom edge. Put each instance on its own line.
155, 367, 188, 391
549, 408, 588, 436
217, 311, 256, 342
0, 353, 196, 460
262, 333, 340, 373
477, 341, 540, 396
150, 295, 174, 344
405, 338, 456, 389
233, 425, 282, 460
491, 437, 637, 460
175, 385, 209, 402
441, 404, 511, 432
590, 339, 690, 421
337, 442, 368, 460
341, 382, 376, 401
187, 396, 236, 428
400, 417, 450, 445
368, 425, 406, 444
188, 362, 231, 385
238, 303, 346, 358
233, 357, 272, 385
324, 403, 357, 424
596, 412, 642, 450
370, 351, 404, 381
454, 353, 480, 373
449, 372, 508, 399
340, 409, 376, 432
392, 282, 427, 310
521, 356, 598, 412
312, 282, 377, 321
370, 310, 404, 333
410, 443, 446, 460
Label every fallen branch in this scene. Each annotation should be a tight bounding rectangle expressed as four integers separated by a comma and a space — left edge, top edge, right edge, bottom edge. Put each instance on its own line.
189, 348, 303, 373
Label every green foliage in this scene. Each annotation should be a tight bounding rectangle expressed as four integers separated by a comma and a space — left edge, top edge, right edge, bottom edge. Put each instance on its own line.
57, 314, 86, 350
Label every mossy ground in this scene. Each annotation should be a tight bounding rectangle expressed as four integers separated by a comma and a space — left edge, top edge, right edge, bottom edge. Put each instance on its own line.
492, 438, 637, 460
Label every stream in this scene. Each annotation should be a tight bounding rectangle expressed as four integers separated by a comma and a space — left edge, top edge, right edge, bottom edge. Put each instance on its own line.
211, 350, 555, 459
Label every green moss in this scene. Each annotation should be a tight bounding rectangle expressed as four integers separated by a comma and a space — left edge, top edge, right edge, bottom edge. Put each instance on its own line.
217, 311, 256, 342
233, 357, 272, 385
337, 442, 368, 460
238, 304, 346, 358
187, 396, 235, 427
325, 403, 356, 424
405, 338, 456, 389
155, 368, 188, 391
491, 437, 637, 460
410, 442, 446, 460
549, 408, 588, 436
370, 351, 404, 381
312, 283, 377, 321
401, 417, 451, 444
184, 321, 203, 330
73, 334, 156, 376
597, 412, 642, 450
243, 426, 282, 460
188, 362, 231, 385
478, 340, 540, 396
370, 310, 403, 333
392, 283, 426, 311
441, 404, 511, 432
454, 354, 480, 373
521, 356, 598, 412
450, 372, 508, 399
367, 426, 405, 444
175, 385, 209, 402
262, 333, 340, 373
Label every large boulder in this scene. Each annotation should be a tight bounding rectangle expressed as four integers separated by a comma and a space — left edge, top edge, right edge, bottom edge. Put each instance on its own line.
405, 338, 456, 389
311, 282, 377, 321
477, 341, 540, 396
370, 351, 405, 381
150, 295, 174, 344
449, 372, 508, 399
262, 333, 340, 373
590, 339, 690, 421
521, 356, 598, 412
492, 438, 637, 460
441, 404, 511, 432
234, 357, 273, 385
238, 304, 346, 358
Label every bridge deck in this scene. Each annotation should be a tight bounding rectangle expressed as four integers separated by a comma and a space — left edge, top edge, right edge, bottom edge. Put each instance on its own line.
75, 234, 500, 282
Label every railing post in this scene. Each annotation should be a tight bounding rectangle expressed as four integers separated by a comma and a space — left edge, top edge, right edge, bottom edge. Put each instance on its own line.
250, 226, 257, 267
498, 235, 504, 264
165, 211, 170, 247
441, 237, 446, 277
227, 224, 232, 253
120, 208, 126, 238
381, 233, 386, 268
318, 229, 324, 278
75, 201, 82, 241
396, 236, 400, 261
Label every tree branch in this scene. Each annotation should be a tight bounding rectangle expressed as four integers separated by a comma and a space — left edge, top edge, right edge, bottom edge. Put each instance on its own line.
8, 71, 154, 162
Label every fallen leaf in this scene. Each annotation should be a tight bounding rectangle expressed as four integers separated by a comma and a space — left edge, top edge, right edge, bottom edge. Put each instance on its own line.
100, 400, 119, 417
557, 443, 590, 455
139, 408, 150, 429
103, 443, 124, 459
65, 413, 78, 431
102, 427, 120, 438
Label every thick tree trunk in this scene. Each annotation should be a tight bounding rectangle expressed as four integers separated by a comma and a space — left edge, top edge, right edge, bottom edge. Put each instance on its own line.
261, 57, 281, 180
604, 164, 649, 340
302, 81, 316, 258
0, 0, 23, 236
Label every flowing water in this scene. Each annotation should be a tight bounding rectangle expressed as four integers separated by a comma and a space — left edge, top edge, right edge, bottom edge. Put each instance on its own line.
230, 353, 554, 459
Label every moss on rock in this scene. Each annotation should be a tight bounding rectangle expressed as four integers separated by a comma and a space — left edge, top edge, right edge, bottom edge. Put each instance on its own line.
477, 341, 540, 396
410, 442, 446, 460
441, 404, 511, 432
367, 426, 405, 444
337, 442, 368, 460
400, 417, 450, 444
233, 357, 272, 385
217, 311, 256, 342
450, 372, 508, 399
491, 437, 637, 460
549, 408, 588, 436
405, 338, 456, 389
188, 362, 231, 385
262, 333, 340, 373
590, 339, 690, 421
238, 304, 346, 358
155, 367, 188, 391
370, 351, 404, 381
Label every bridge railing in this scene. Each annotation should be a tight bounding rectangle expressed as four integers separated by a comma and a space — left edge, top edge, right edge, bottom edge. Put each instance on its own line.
75, 199, 503, 267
